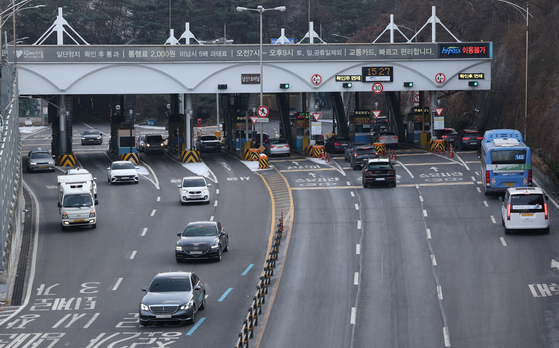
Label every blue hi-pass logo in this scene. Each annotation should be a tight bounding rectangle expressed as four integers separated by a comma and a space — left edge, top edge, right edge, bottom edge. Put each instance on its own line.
441, 47, 462, 56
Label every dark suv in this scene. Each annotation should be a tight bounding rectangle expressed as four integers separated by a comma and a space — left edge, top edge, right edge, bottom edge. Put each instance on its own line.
436, 128, 457, 145
144, 134, 165, 153
454, 129, 482, 150
196, 135, 221, 152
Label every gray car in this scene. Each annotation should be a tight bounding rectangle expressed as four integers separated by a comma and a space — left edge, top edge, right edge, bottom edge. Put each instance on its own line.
27, 149, 55, 172
139, 271, 206, 326
80, 128, 103, 145
196, 135, 221, 152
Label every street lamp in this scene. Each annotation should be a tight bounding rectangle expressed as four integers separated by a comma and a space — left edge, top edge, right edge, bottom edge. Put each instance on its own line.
0, 2, 46, 60
332, 33, 350, 41
236, 5, 286, 148
494, 0, 529, 142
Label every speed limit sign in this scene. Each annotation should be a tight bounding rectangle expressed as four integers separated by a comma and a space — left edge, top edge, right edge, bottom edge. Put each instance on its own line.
311, 74, 322, 85
372, 83, 383, 94
435, 73, 446, 84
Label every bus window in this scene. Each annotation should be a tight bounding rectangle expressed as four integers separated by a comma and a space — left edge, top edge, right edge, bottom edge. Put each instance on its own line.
491, 150, 526, 164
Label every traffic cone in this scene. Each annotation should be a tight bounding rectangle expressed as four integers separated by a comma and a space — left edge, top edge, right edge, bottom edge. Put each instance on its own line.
449, 145, 454, 158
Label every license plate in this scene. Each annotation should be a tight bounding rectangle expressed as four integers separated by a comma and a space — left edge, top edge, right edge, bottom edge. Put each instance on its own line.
39, 166, 46, 168
190, 251, 203, 255
505, 182, 513, 187
521, 213, 534, 217
376, 178, 385, 181
277, 146, 283, 148
74, 219, 85, 223
121, 177, 129, 179
156, 314, 172, 319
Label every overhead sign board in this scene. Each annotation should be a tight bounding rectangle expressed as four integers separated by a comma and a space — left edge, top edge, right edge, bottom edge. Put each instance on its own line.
336, 75, 362, 82
241, 74, 260, 84
438, 43, 491, 59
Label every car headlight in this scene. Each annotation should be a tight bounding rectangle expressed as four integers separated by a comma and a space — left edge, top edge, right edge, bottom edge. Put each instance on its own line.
202, 189, 208, 193
81, 137, 86, 140
210, 240, 220, 250
175, 245, 182, 251
179, 299, 193, 311
30, 162, 37, 165
140, 303, 149, 311
146, 144, 150, 147
61, 212, 68, 219
89, 210, 95, 217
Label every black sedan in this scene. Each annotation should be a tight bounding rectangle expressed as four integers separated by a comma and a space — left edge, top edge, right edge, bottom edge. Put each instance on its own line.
362, 158, 396, 187
454, 129, 483, 150
175, 221, 229, 262
325, 135, 351, 154
139, 271, 206, 326
344, 141, 367, 161
80, 128, 103, 145
350, 145, 380, 170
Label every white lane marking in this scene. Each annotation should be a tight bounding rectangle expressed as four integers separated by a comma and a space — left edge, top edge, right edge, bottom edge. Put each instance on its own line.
216, 189, 220, 194
426, 229, 432, 239
471, 176, 476, 182
395, 161, 415, 179
347, 181, 351, 186
112, 278, 123, 291
437, 286, 443, 300
354, 272, 359, 285
477, 187, 481, 193
150, 210, 156, 216
491, 216, 496, 224
210, 216, 214, 221
355, 204, 359, 210
350, 307, 356, 325
356, 244, 361, 255
419, 196, 424, 202
141, 228, 148, 236
214, 200, 218, 207
444, 327, 451, 347
83, 312, 100, 328
357, 220, 361, 230
350, 192, 355, 197
483, 201, 489, 207
130, 251, 137, 259
431, 255, 437, 265
139, 161, 160, 189
500, 237, 507, 246
157, 197, 160, 202
423, 210, 428, 217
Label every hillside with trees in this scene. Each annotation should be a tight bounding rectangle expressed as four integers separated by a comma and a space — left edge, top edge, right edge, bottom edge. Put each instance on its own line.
4, 0, 559, 178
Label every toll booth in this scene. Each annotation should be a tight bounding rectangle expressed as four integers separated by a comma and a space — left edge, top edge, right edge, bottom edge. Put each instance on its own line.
349, 110, 371, 143
294, 112, 309, 150
408, 107, 430, 145
168, 113, 185, 155
117, 126, 137, 156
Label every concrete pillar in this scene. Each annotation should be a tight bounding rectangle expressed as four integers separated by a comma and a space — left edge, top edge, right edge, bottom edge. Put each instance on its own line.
430, 90, 438, 140
185, 94, 192, 150
59, 95, 66, 154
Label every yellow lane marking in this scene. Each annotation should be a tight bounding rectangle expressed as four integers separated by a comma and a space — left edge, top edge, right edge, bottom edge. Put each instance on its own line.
281, 167, 336, 172
291, 181, 475, 190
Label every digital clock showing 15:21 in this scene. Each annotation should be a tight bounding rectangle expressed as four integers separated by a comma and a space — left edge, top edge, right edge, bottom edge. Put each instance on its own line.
362, 67, 393, 82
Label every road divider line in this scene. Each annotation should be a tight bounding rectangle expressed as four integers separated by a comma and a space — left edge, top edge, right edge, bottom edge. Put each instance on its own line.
150, 210, 156, 216
216, 189, 219, 194
214, 200, 218, 207
350, 307, 356, 325
356, 244, 361, 254
431, 255, 437, 266
157, 196, 160, 202
483, 201, 489, 207
500, 237, 507, 246
426, 229, 431, 239
210, 216, 214, 221
112, 277, 123, 291
347, 181, 351, 186
491, 216, 496, 224
471, 176, 476, 182
186, 317, 206, 335
218, 288, 233, 302
357, 220, 361, 230
419, 196, 424, 202
437, 286, 443, 300
141, 228, 147, 236
477, 187, 481, 193
444, 327, 451, 347
355, 204, 359, 210
423, 210, 428, 217
350, 192, 355, 197
242, 264, 254, 276
130, 251, 136, 259
354, 272, 359, 285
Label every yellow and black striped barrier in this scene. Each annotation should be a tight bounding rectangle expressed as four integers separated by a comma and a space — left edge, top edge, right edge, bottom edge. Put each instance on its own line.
259, 154, 269, 169
431, 139, 446, 152
311, 145, 324, 158
180, 150, 201, 163
120, 152, 140, 164
57, 154, 76, 167
304, 146, 312, 157
245, 149, 260, 161
373, 142, 386, 155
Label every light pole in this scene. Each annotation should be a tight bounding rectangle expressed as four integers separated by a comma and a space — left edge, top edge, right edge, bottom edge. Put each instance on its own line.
0, 2, 45, 59
495, 0, 529, 142
236, 5, 286, 148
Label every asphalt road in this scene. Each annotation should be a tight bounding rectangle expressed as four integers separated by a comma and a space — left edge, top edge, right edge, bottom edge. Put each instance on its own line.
4, 120, 559, 348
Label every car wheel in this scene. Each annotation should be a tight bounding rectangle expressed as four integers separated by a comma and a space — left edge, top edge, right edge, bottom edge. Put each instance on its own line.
135, 181, 139, 184
391, 181, 397, 187
189, 307, 196, 325
224, 239, 229, 252
504, 226, 510, 235
176, 258, 182, 263
199, 292, 206, 310
206, 200, 210, 204
544, 227, 550, 234
363, 183, 368, 188
91, 223, 96, 229
501, 218, 504, 226
139, 320, 149, 327
215, 250, 222, 262
180, 201, 185, 205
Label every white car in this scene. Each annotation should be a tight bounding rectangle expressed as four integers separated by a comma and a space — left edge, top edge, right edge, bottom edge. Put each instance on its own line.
178, 176, 211, 204
107, 161, 139, 185
376, 131, 399, 148
269, 138, 290, 156
66, 168, 98, 198
500, 187, 549, 234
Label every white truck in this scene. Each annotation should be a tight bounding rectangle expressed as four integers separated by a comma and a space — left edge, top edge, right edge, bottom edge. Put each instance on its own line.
57, 175, 98, 229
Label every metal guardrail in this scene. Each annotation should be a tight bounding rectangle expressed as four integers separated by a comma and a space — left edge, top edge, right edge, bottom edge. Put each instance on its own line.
234, 213, 284, 348
0, 62, 22, 284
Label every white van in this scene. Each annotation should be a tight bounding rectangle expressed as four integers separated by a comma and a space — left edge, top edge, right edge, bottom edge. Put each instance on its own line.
57, 175, 98, 229
500, 187, 549, 234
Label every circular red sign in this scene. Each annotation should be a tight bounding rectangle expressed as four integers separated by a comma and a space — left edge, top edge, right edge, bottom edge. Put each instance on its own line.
311, 74, 322, 85
435, 73, 446, 84
257, 105, 269, 118
372, 83, 383, 94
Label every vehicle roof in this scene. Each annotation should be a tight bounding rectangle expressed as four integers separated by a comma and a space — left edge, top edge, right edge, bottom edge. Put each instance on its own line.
67, 168, 91, 174
154, 271, 193, 279
461, 129, 479, 132
186, 221, 218, 226
506, 187, 544, 194
112, 160, 134, 164
483, 129, 523, 143
367, 158, 390, 163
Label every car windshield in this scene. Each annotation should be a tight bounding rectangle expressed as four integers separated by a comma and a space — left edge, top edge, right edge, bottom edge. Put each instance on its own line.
201, 135, 218, 141
182, 224, 218, 237
83, 129, 99, 135
368, 162, 392, 169
31, 152, 51, 159
381, 132, 396, 136
464, 132, 480, 137
149, 276, 191, 292
332, 136, 350, 141
182, 178, 206, 187
510, 194, 545, 212
112, 162, 135, 170
63, 194, 93, 207
146, 135, 163, 142
355, 148, 378, 155
270, 139, 287, 145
